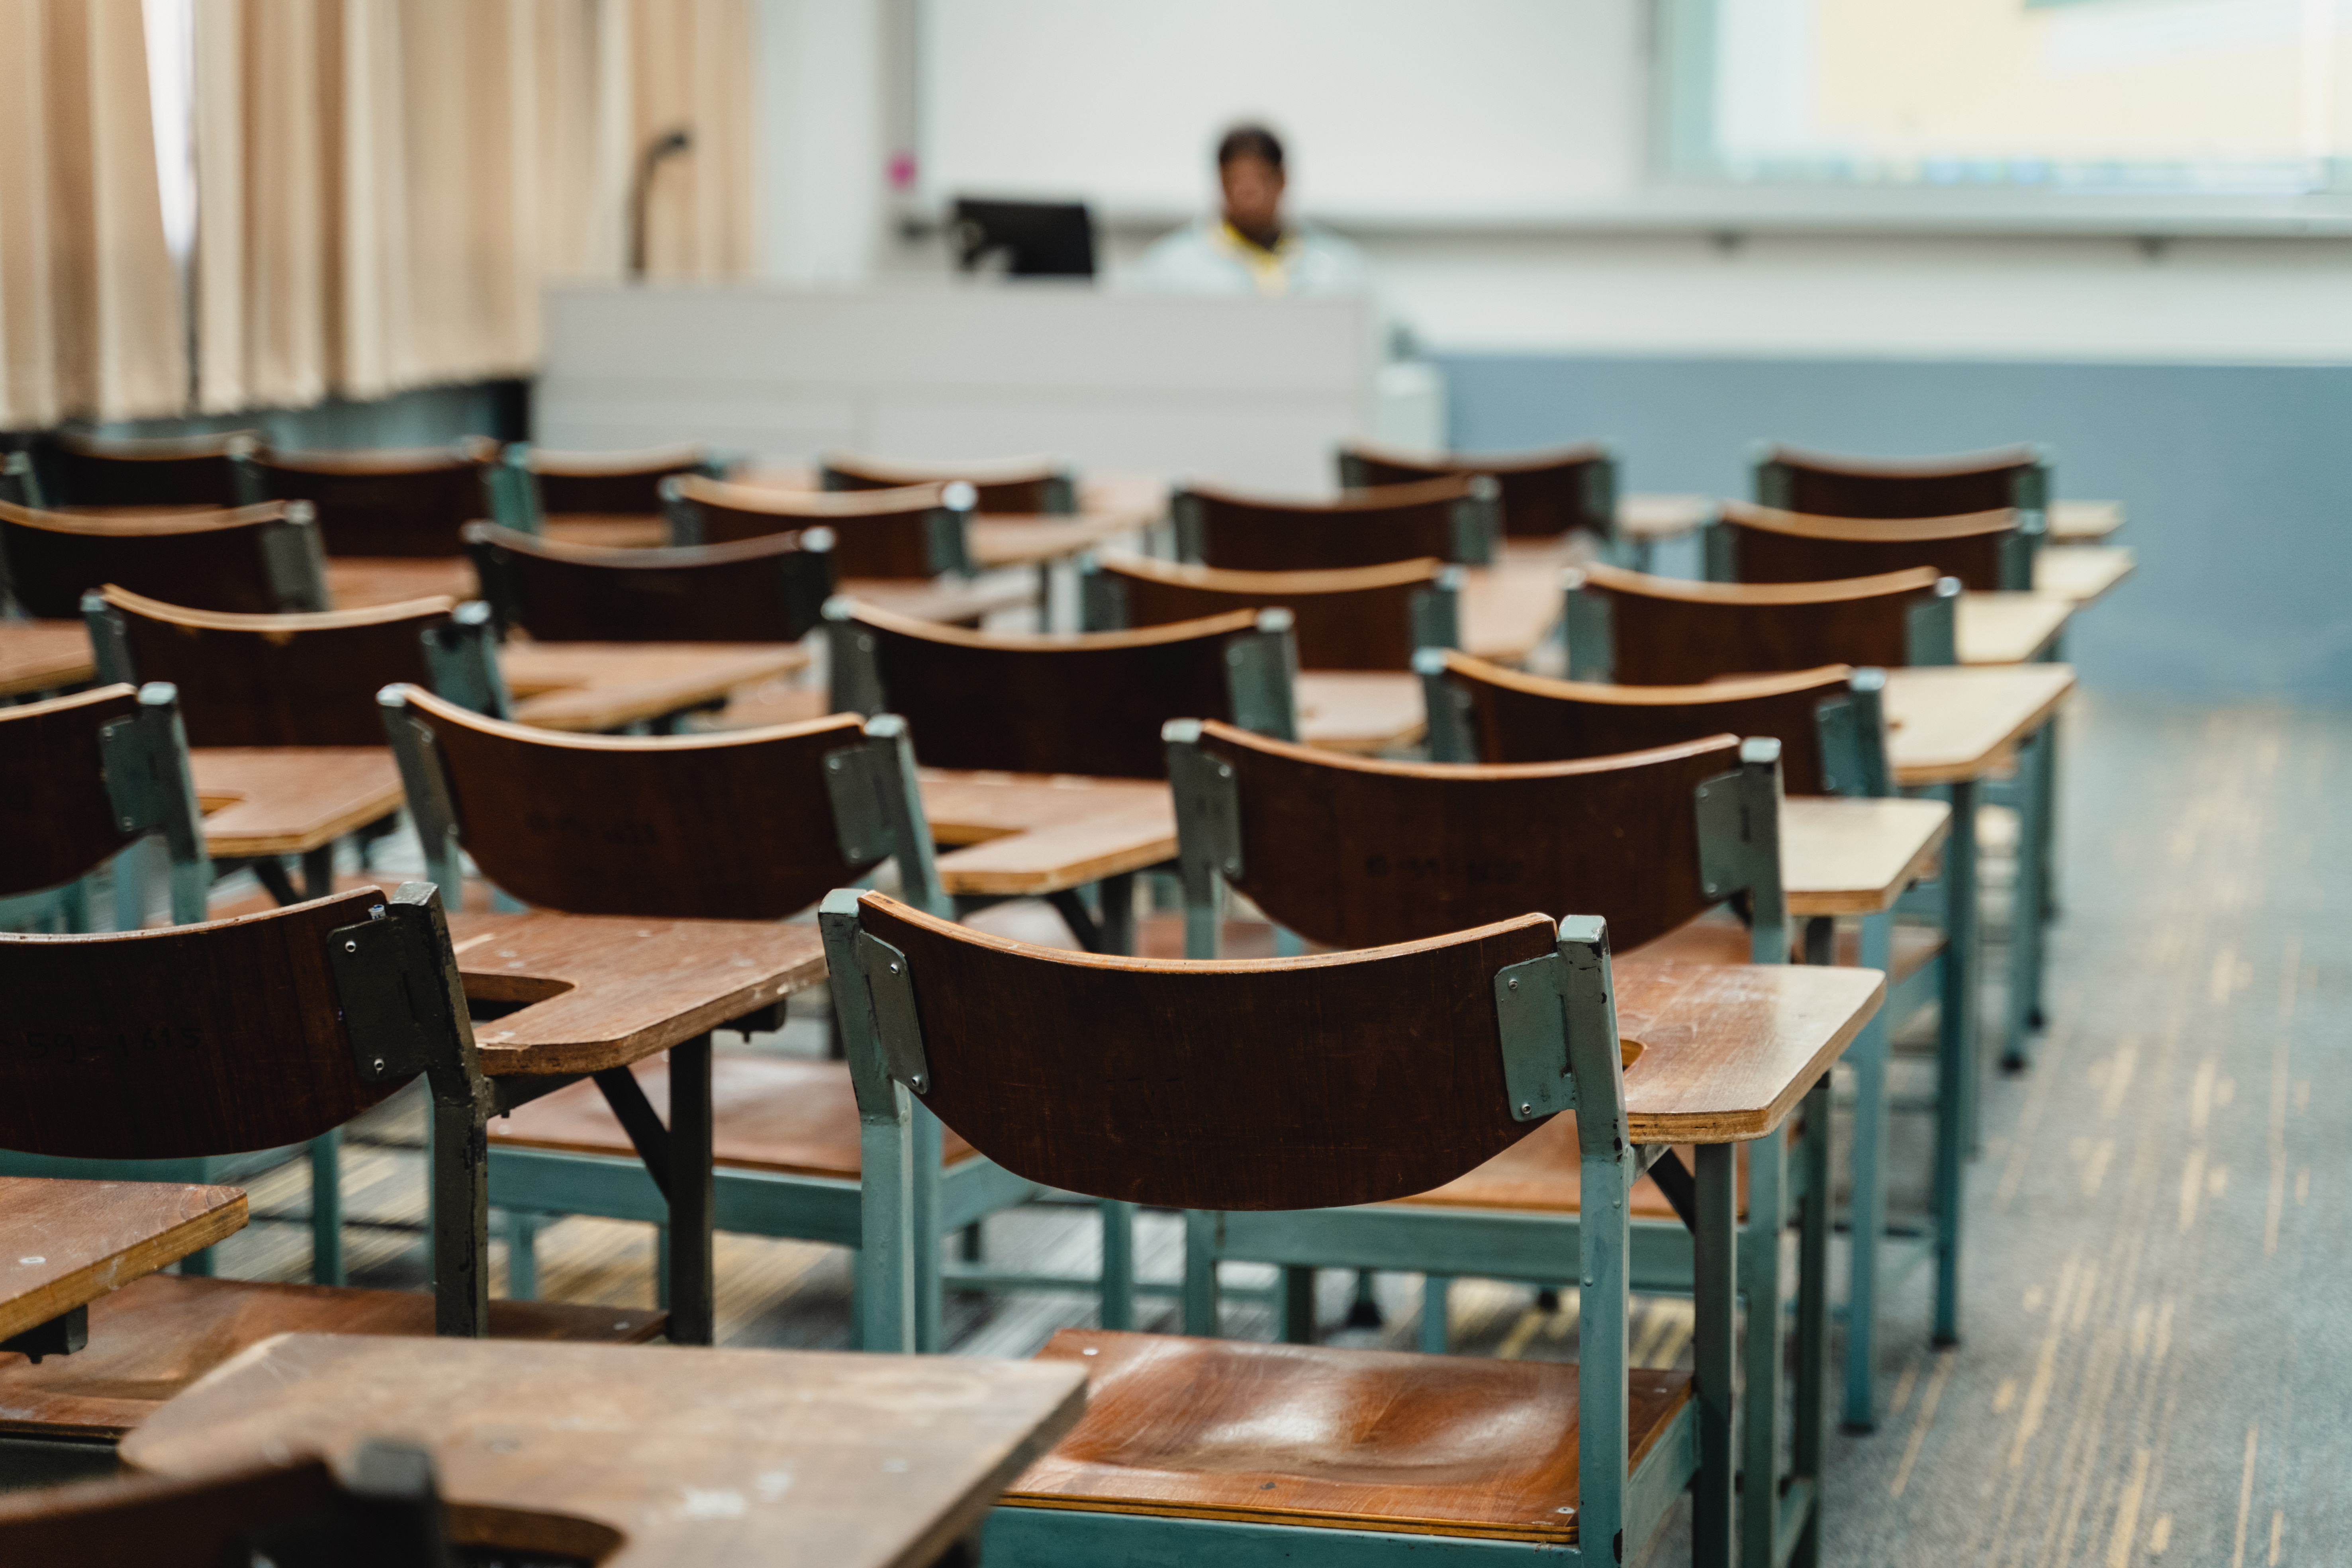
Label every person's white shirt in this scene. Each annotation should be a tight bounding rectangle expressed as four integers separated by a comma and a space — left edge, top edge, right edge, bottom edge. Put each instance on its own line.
1132, 217, 1371, 297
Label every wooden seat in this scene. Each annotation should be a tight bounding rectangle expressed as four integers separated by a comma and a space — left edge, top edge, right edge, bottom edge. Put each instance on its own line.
1754, 440, 2048, 519
92, 585, 467, 748
1713, 498, 2032, 592
233, 438, 499, 557
46, 428, 257, 509
0, 499, 327, 618
1337, 437, 1615, 541
1567, 560, 1957, 684
1175, 474, 1498, 571
492, 1055, 980, 1176
0, 1273, 660, 1439
1012, 1329, 1688, 1546
823, 451, 1074, 514
827, 599, 1298, 779
1084, 552, 1453, 670
461, 521, 834, 644
665, 473, 970, 579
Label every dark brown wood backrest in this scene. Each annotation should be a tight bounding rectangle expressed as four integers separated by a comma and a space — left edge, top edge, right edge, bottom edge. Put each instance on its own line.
856, 891, 1560, 1210
0, 889, 404, 1158
49, 429, 255, 508
0, 1455, 352, 1567
244, 439, 498, 557
1447, 650, 1850, 795
1338, 438, 1611, 538
673, 474, 948, 579
823, 452, 1063, 514
1184, 475, 1476, 571
1099, 554, 1438, 670
462, 522, 834, 643
1721, 501, 2015, 593
845, 602, 1257, 777
531, 442, 709, 515
104, 585, 450, 747
1197, 719, 1736, 951
1582, 562, 1941, 685
0, 684, 143, 897
396, 686, 879, 918
2, 501, 310, 617
1759, 443, 2039, 518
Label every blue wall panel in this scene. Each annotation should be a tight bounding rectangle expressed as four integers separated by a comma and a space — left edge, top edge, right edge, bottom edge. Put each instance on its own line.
1436, 354, 2352, 706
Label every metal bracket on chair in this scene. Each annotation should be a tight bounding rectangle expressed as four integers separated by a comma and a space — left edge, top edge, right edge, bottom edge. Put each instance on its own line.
1814, 669, 1892, 799
423, 602, 511, 720
260, 502, 332, 612
1643, 1147, 1701, 1234
485, 445, 544, 534
1582, 446, 1620, 538
1165, 720, 1244, 897
1906, 577, 1961, 668
1410, 567, 1464, 652
0, 1304, 87, 1363
1700, 517, 1736, 583
1695, 737, 1783, 902
1414, 646, 1476, 763
927, 482, 977, 577
1561, 573, 1614, 681
2000, 508, 2045, 592
857, 930, 930, 1096
823, 739, 898, 867
783, 526, 839, 640
823, 715, 949, 915
98, 683, 206, 864
1171, 490, 1206, 562
1043, 470, 1079, 515
80, 593, 135, 685
1751, 443, 1790, 510
1450, 476, 1499, 566
1078, 554, 1127, 632
658, 475, 702, 546
824, 597, 886, 716
1224, 610, 1299, 742
379, 693, 464, 901
1494, 950, 1579, 1122
331, 888, 479, 1091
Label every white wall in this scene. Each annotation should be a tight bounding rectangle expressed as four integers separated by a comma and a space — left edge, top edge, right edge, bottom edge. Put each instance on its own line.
755, 0, 887, 284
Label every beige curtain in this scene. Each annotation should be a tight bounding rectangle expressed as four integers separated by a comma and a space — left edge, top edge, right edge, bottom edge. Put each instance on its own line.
193, 0, 754, 414
0, 0, 188, 427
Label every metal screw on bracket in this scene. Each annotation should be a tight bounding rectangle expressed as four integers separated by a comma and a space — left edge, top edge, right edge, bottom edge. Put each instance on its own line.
344, 940, 359, 953
1521, 1102, 1532, 1115
371, 1058, 386, 1073
1508, 977, 1519, 991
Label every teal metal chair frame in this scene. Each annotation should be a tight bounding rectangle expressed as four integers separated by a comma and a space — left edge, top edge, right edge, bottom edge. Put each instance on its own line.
824, 889, 1706, 1566
382, 696, 1130, 1349
1167, 729, 1817, 1568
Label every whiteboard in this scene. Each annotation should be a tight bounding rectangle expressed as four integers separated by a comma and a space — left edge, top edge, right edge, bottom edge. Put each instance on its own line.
915, 0, 1640, 225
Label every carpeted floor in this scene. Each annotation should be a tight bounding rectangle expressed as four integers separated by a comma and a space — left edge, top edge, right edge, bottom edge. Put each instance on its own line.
198, 692, 2350, 1566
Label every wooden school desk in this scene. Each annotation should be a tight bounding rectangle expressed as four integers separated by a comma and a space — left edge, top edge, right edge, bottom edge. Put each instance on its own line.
125, 1333, 1089, 1568
0, 1179, 246, 1357
0, 622, 89, 701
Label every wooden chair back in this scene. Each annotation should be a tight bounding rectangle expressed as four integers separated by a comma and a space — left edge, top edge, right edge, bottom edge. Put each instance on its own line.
1083, 552, 1455, 671
822, 451, 1074, 514
827, 599, 1298, 779
1337, 438, 1616, 540
1565, 561, 1957, 685
0, 500, 327, 618
0, 683, 207, 905
0, 888, 439, 1159
666, 473, 971, 579
0, 1446, 454, 1568
530, 441, 713, 515
1754, 442, 2048, 519
47, 428, 257, 509
461, 521, 835, 644
1170, 719, 1783, 955
234, 438, 499, 557
1712, 499, 2029, 593
1426, 650, 1889, 797
382, 685, 946, 920
1174, 474, 1499, 571
90, 585, 461, 748
823, 889, 1627, 1214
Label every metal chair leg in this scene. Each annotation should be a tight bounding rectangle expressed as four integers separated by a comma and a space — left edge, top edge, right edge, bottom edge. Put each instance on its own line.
1740, 1125, 1789, 1568
1099, 1200, 1136, 1330
1841, 915, 1894, 1431
308, 1128, 345, 1286
1418, 1276, 1451, 1354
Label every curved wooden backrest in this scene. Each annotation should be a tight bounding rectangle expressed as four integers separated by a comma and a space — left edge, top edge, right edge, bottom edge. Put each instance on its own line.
1181, 474, 1485, 571
530, 442, 710, 515
0, 684, 143, 897
462, 521, 834, 643
823, 451, 1069, 514
244, 438, 498, 557
1097, 552, 1440, 670
1444, 651, 1852, 795
50, 428, 257, 508
1757, 442, 2042, 519
392, 686, 879, 919
841, 601, 1260, 777
1720, 499, 2016, 592
0, 889, 405, 1158
1195, 719, 1737, 951
1578, 562, 1941, 685
1337, 438, 1613, 539
105, 585, 450, 747
671, 474, 954, 579
852, 890, 1563, 1210
1, 500, 319, 617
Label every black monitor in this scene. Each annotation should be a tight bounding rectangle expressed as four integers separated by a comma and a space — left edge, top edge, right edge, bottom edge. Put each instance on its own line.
950, 199, 1096, 278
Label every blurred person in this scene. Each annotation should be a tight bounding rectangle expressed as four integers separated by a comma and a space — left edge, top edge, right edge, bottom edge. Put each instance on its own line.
1135, 123, 1369, 296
